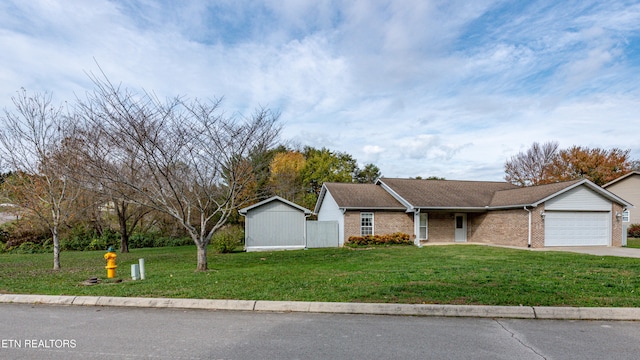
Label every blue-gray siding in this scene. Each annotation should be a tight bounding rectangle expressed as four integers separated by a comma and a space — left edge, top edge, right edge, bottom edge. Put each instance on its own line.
306, 221, 339, 248
245, 201, 307, 249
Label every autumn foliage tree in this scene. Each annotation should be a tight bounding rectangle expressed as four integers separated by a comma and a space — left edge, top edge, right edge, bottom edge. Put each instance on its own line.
549, 146, 631, 185
505, 141, 632, 186
268, 151, 306, 202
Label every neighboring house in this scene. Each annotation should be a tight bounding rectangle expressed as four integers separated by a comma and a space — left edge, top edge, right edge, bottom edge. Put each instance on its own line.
239, 196, 312, 252
603, 171, 639, 224
315, 177, 632, 248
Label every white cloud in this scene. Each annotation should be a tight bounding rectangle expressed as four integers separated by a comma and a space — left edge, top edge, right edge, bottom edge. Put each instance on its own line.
0, 0, 639, 182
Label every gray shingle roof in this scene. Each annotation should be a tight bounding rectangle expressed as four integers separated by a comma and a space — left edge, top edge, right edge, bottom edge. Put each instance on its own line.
323, 182, 405, 209
379, 178, 519, 208
317, 177, 627, 213
489, 179, 582, 207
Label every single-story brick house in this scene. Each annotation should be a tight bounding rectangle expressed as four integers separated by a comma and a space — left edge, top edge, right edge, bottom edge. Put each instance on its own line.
314, 177, 632, 248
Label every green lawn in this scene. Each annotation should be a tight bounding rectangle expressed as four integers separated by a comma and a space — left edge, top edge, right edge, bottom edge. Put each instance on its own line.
1, 245, 640, 307
627, 238, 640, 248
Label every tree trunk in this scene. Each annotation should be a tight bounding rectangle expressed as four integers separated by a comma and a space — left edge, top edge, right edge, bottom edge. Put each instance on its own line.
52, 228, 61, 271
117, 201, 130, 253
120, 234, 129, 253
196, 243, 208, 271
119, 217, 129, 253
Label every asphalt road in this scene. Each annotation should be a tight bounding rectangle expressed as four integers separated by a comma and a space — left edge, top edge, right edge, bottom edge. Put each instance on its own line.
1, 303, 640, 360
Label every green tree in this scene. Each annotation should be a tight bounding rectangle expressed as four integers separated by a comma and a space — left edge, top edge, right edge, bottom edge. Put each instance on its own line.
299, 147, 357, 209
355, 163, 381, 183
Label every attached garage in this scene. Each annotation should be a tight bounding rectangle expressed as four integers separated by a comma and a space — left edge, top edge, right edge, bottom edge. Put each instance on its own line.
543, 185, 613, 247
544, 211, 610, 246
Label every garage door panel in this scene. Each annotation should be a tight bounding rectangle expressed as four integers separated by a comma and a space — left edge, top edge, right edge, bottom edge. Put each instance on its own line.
545, 211, 610, 246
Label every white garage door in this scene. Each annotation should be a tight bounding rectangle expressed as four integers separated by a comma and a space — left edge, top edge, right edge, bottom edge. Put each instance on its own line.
545, 211, 610, 246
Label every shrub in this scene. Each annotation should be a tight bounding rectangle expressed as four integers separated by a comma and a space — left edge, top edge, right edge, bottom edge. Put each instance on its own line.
212, 226, 244, 253
60, 224, 96, 251
128, 233, 191, 249
129, 232, 156, 249
629, 224, 640, 238
347, 232, 413, 247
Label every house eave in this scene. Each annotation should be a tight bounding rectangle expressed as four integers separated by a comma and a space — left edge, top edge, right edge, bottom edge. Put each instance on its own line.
530, 179, 634, 208
340, 207, 408, 211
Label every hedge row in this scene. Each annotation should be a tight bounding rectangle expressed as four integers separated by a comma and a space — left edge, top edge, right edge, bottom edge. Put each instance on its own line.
629, 224, 640, 238
347, 232, 413, 246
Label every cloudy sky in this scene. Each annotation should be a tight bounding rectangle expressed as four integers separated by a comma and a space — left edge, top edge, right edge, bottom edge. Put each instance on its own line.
1, 0, 639, 181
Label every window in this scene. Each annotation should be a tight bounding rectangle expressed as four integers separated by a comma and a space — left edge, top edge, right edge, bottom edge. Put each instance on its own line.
419, 213, 428, 240
623, 210, 630, 222
361, 212, 373, 236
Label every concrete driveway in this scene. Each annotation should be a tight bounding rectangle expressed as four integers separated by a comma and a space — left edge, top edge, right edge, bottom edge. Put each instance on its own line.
535, 246, 640, 258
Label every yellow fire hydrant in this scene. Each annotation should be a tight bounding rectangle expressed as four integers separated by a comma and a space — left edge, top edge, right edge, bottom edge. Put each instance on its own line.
104, 246, 117, 278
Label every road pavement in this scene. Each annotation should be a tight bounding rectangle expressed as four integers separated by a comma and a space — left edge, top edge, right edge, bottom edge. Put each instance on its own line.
2, 303, 640, 360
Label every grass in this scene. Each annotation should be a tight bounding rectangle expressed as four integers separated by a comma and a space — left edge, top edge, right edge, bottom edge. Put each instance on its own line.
1, 245, 640, 307
626, 238, 640, 248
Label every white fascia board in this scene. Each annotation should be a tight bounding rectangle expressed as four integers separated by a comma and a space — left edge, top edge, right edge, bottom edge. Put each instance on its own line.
313, 184, 329, 214
239, 196, 312, 215
416, 207, 491, 212
531, 179, 634, 208
376, 179, 414, 211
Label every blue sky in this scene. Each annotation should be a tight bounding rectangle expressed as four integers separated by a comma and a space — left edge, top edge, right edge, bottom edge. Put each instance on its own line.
1, 0, 639, 181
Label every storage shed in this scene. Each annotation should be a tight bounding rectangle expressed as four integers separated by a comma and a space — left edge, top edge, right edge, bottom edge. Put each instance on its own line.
239, 196, 312, 252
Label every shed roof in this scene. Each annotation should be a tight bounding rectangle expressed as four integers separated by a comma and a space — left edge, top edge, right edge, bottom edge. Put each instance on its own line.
239, 196, 311, 215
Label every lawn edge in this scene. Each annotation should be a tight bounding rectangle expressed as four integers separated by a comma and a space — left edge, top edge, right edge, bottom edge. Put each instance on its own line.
2, 293, 640, 321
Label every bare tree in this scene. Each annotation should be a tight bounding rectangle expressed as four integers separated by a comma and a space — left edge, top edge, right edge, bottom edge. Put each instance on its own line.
67, 118, 152, 253
0, 89, 79, 270
505, 141, 559, 186
75, 75, 280, 270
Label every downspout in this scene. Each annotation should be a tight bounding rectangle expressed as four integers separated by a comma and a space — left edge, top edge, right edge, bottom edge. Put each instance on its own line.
304, 213, 311, 250
414, 209, 421, 247
524, 206, 532, 248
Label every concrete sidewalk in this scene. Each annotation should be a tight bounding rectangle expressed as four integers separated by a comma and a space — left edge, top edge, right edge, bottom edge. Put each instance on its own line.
533, 246, 640, 258
2, 293, 640, 321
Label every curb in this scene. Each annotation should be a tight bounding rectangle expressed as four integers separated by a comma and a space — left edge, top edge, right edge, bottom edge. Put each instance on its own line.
1, 294, 639, 321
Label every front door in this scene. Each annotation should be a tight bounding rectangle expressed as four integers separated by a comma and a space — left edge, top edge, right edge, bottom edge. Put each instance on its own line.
454, 213, 467, 242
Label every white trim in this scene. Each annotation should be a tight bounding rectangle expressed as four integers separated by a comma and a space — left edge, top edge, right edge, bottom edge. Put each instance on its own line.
454, 213, 467, 242
376, 179, 415, 210
245, 245, 305, 252
532, 179, 632, 208
240, 196, 312, 215
418, 212, 428, 241
360, 212, 374, 236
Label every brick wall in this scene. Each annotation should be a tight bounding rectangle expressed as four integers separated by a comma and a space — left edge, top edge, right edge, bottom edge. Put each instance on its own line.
426, 213, 455, 242
612, 202, 623, 247
467, 209, 530, 247
343, 210, 413, 241
530, 205, 545, 248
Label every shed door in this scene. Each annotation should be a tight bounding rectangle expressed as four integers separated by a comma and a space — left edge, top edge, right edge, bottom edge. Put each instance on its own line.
544, 211, 610, 246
